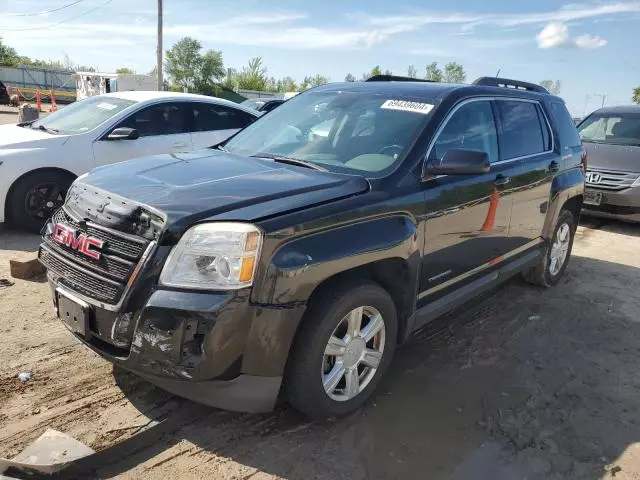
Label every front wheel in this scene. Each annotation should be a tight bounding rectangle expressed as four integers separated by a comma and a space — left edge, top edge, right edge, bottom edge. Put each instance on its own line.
286, 280, 398, 419
8, 171, 73, 233
523, 210, 576, 287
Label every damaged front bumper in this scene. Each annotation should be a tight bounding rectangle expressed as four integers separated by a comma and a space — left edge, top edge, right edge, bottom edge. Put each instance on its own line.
47, 279, 304, 413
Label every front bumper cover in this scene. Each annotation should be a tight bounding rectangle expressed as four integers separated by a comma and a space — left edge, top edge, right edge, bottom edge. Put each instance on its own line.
48, 279, 305, 413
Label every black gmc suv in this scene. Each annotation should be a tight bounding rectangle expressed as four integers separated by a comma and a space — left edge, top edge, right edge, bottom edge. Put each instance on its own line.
39, 76, 585, 419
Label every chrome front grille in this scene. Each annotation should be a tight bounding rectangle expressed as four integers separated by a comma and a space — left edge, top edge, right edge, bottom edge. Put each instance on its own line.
39, 207, 152, 305
585, 168, 640, 191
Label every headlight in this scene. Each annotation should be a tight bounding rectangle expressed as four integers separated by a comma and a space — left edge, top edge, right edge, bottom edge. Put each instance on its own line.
159, 223, 262, 290
631, 175, 640, 187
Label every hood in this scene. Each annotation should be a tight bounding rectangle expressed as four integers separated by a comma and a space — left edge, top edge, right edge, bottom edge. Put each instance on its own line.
69, 149, 369, 235
584, 141, 640, 172
0, 124, 70, 150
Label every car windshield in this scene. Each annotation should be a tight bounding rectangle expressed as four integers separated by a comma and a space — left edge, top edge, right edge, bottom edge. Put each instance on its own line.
30, 96, 136, 135
578, 113, 640, 146
224, 90, 434, 177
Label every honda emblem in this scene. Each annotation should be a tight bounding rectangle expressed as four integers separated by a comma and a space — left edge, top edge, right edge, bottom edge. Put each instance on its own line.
586, 172, 602, 184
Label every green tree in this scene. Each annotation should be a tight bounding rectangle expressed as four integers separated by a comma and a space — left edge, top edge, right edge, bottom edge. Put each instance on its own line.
540, 80, 561, 95
309, 74, 328, 86
165, 37, 225, 93
235, 57, 268, 90
407, 65, 418, 78
633, 87, 640, 104
116, 67, 135, 74
425, 62, 443, 82
443, 62, 466, 83
194, 49, 225, 93
299, 76, 312, 91
363, 65, 383, 80
0, 37, 19, 66
344, 73, 356, 82
277, 76, 298, 92
165, 37, 204, 90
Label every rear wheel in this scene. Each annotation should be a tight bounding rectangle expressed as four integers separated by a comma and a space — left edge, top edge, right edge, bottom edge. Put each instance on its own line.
523, 210, 576, 287
8, 171, 73, 233
286, 280, 398, 419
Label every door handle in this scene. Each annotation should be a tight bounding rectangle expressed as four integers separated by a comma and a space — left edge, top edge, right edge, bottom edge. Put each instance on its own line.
494, 175, 511, 187
549, 161, 560, 173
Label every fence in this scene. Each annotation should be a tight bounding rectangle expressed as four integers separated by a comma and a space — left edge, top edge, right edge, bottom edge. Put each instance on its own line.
0, 66, 76, 103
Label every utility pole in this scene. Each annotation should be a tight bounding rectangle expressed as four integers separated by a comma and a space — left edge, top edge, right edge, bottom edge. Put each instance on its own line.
156, 0, 163, 91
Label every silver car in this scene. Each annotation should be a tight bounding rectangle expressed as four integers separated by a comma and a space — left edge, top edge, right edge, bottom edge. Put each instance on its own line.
578, 105, 640, 223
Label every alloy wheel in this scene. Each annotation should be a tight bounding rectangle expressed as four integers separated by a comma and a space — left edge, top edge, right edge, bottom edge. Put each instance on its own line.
549, 222, 571, 276
322, 305, 386, 402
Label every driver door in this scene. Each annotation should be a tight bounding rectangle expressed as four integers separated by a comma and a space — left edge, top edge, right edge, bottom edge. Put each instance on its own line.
419, 99, 514, 299
92, 102, 192, 167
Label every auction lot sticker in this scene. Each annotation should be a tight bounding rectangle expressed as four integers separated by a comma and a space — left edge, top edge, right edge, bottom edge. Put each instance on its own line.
381, 99, 434, 115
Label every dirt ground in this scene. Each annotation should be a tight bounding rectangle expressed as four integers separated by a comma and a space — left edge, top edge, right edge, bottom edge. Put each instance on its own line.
1, 216, 639, 480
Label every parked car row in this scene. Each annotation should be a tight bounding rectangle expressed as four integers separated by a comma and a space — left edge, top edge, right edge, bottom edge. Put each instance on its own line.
32, 75, 591, 419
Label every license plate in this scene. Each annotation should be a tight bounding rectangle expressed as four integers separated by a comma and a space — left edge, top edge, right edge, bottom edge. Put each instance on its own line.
56, 290, 89, 337
584, 190, 602, 206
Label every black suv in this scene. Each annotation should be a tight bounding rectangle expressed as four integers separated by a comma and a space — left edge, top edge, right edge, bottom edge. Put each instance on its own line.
39, 76, 585, 419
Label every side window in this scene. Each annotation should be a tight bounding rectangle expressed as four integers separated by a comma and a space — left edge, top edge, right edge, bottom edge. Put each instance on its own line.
116, 103, 187, 137
549, 102, 582, 148
191, 103, 255, 132
498, 100, 546, 159
429, 101, 499, 164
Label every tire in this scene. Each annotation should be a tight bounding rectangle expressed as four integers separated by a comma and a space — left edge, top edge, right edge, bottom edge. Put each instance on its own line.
8, 171, 74, 233
285, 280, 398, 420
523, 210, 576, 287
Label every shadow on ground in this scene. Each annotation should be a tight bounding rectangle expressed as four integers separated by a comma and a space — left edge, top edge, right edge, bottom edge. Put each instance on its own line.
34, 253, 638, 480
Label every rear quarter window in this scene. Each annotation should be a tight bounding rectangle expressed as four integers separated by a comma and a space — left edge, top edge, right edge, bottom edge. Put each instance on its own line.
550, 102, 582, 148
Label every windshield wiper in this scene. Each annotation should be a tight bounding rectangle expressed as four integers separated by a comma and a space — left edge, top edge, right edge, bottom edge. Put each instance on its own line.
32, 124, 59, 134
250, 153, 326, 171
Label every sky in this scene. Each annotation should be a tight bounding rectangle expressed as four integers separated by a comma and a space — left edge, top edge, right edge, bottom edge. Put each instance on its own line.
1, 0, 639, 116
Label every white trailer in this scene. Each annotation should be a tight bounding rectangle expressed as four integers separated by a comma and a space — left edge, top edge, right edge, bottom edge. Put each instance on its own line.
75, 72, 158, 100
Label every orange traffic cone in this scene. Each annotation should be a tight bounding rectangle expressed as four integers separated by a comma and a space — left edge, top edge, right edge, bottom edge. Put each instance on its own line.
36, 89, 42, 112
481, 188, 500, 232
49, 90, 57, 112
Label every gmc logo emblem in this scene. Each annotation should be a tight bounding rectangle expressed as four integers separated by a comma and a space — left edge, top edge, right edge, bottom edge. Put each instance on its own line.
51, 223, 104, 260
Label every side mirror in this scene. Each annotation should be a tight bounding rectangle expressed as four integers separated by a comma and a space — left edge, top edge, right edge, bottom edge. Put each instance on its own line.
107, 127, 139, 141
425, 149, 490, 176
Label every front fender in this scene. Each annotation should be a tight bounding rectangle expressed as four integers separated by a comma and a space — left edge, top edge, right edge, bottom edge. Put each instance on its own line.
254, 214, 419, 306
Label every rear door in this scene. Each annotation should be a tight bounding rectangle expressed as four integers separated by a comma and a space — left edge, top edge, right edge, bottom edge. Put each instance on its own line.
188, 102, 256, 150
92, 102, 192, 166
495, 99, 557, 247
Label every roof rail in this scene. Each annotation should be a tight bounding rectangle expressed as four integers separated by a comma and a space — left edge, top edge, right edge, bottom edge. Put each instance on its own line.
365, 75, 433, 83
473, 77, 549, 94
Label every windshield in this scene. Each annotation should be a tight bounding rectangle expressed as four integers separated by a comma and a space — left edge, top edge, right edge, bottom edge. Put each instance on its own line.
578, 113, 640, 146
225, 90, 434, 177
30, 96, 136, 135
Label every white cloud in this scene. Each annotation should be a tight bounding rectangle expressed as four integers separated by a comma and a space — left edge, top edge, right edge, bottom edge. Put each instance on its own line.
574, 33, 608, 48
361, 1, 640, 32
536, 23, 571, 48
536, 22, 607, 49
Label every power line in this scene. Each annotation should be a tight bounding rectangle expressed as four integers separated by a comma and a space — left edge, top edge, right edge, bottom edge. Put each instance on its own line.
6, 0, 89, 17
1, 0, 113, 31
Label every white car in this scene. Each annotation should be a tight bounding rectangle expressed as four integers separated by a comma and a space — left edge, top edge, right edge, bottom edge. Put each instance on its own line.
0, 91, 258, 231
